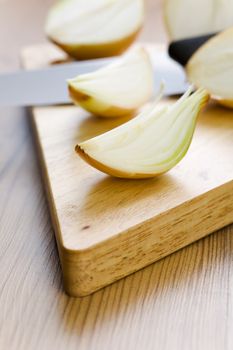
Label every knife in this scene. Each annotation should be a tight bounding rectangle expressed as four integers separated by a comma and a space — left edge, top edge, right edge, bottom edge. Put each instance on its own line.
0, 50, 189, 107
168, 32, 217, 66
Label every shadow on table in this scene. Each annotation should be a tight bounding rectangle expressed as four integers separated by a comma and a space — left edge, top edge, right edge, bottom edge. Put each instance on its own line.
54, 224, 232, 341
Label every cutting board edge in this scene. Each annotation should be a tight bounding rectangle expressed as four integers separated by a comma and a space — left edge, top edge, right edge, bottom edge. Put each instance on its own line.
30, 113, 233, 296
63, 181, 233, 297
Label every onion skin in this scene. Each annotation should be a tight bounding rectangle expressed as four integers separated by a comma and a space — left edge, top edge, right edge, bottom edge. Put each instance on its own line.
75, 145, 163, 179
68, 85, 136, 118
49, 28, 141, 60
215, 98, 233, 109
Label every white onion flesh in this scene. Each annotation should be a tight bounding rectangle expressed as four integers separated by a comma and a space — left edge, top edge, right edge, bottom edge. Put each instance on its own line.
46, 0, 144, 45
164, 0, 233, 40
187, 28, 233, 102
68, 47, 154, 117
76, 87, 209, 178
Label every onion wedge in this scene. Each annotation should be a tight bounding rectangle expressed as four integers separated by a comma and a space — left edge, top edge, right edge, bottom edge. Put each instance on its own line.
164, 0, 233, 40
68, 47, 154, 118
75, 87, 209, 179
187, 28, 233, 108
46, 0, 144, 59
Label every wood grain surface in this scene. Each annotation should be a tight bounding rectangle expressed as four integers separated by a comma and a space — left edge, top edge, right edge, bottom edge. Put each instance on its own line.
1, 0, 233, 349
23, 43, 233, 296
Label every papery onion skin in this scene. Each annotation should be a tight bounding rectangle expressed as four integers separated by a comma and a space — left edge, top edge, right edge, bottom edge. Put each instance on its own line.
215, 98, 233, 109
68, 84, 136, 118
50, 29, 141, 60
76, 145, 167, 179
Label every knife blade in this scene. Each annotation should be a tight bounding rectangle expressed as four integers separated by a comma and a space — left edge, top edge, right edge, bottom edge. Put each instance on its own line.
0, 50, 189, 107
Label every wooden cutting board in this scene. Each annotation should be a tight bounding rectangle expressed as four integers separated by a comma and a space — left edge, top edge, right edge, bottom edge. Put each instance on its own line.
22, 43, 233, 297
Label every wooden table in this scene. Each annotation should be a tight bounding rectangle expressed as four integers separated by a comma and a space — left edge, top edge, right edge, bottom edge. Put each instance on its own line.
0, 1, 233, 349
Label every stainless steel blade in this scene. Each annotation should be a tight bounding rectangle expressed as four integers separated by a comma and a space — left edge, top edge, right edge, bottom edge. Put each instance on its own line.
0, 50, 189, 107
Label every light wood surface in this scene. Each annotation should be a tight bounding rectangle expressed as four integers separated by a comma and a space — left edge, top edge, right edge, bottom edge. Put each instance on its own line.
1, 0, 233, 348
22, 44, 233, 296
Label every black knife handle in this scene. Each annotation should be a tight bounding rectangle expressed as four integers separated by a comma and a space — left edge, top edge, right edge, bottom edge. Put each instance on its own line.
168, 33, 218, 66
